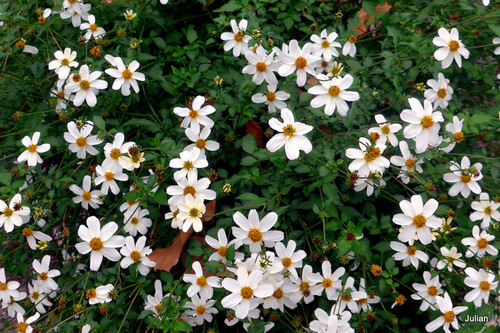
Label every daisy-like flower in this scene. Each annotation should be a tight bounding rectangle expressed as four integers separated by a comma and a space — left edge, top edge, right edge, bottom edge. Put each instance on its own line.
184, 294, 218, 326
464, 268, 498, 307
441, 116, 464, 153
37, 8, 52, 23
278, 40, 321, 87
64, 121, 102, 159
220, 19, 250, 57
86, 284, 113, 305
28, 283, 52, 314
50, 81, 71, 112
358, 278, 380, 312
251, 84, 290, 113
102, 133, 136, 172
440, 217, 457, 234
205, 229, 243, 264
461, 226, 498, 258
411, 271, 443, 311
221, 267, 273, 319
183, 261, 219, 299
173, 95, 215, 134
335, 276, 367, 314
184, 127, 220, 158
232, 209, 284, 252
61, 0, 91, 27
176, 194, 206, 232
169, 147, 208, 179
75, 216, 125, 271
22, 227, 51, 251
443, 156, 483, 198
80, 15, 105, 42
470, 192, 500, 229
70, 175, 102, 210
309, 261, 345, 300
390, 141, 424, 184
124, 207, 152, 236
94, 165, 128, 196
0, 268, 20, 305
436, 246, 466, 272
273, 240, 306, 279
33, 255, 60, 293
0, 194, 30, 233
310, 29, 341, 62
390, 241, 428, 269
308, 74, 359, 116
342, 35, 358, 57
48, 48, 78, 80
346, 137, 390, 177
353, 172, 387, 196
426, 293, 467, 333
65, 65, 108, 107
310, 308, 353, 333
368, 114, 402, 147
120, 148, 145, 171
166, 172, 216, 206
15, 312, 40, 333
400, 98, 444, 153
288, 265, 322, 304
424, 73, 453, 110
3, 292, 27, 318
120, 236, 156, 276
17, 132, 51, 167
242, 46, 279, 85
144, 280, 164, 315
433, 27, 469, 69
392, 195, 441, 245
266, 108, 313, 160
105, 57, 145, 96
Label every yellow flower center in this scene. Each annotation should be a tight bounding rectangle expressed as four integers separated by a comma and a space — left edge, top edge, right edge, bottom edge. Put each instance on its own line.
122, 69, 132, 80
32, 291, 39, 300
110, 148, 122, 160
104, 172, 114, 181
89, 237, 104, 251
348, 36, 357, 43
328, 85, 341, 97
27, 144, 38, 153
461, 174, 471, 183
477, 238, 488, 249
39, 272, 48, 281
480, 281, 491, 292
38, 16, 47, 23
321, 40, 330, 48
234, 31, 244, 43
413, 214, 426, 228
130, 217, 139, 225
240, 286, 254, 299
447, 257, 455, 264
86, 288, 97, 299
183, 185, 196, 196
273, 288, 283, 299
195, 139, 206, 149
0, 283, 7, 291
448, 40, 459, 52
22, 228, 33, 237
17, 322, 27, 333
72, 74, 81, 82
371, 265, 382, 276
266, 91, 276, 102
196, 276, 207, 288
189, 208, 201, 218
484, 206, 492, 215
76, 137, 87, 147
381, 125, 391, 135
248, 228, 263, 243
407, 246, 417, 255
321, 60, 328, 69
406, 158, 415, 169
61, 58, 70, 66
82, 191, 92, 201
295, 56, 307, 70
444, 311, 455, 323
395, 294, 406, 305
89, 24, 98, 32
130, 251, 141, 262
57, 91, 65, 99
421, 115, 435, 129
282, 257, 292, 268
155, 304, 162, 312
79, 80, 90, 91
357, 298, 367, 305
189, 110, 199, 119
217, 246, 227, 258
438, 88, 447, 99
282, 124, 296, 137
322, 278, 333, 289
300, 282, 310, 291
428, 286, 438, 297
453, 132, 464, 142
341, 293, 351, 302
370, 132, 380, 141
255, 62, 267, 73
196, 305, 206, 315
364, 147, 381, 162
183, 161, 194, 170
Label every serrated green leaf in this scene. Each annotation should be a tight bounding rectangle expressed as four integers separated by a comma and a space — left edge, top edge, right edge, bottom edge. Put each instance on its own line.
186, 27, 198, 44
93, 116, 106, 130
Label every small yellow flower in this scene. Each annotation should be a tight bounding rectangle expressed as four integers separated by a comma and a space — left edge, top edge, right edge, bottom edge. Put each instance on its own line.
440, 217, 457, 234
214, 76, 224, 86
222, 183, 231, 194
416, 82, 426, 92
124, 9, 137, 21
327, 61, 344, 78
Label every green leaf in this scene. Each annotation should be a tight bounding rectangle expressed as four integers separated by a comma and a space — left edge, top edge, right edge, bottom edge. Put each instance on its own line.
187, 246, 203, 257
214, 3, 243, 12
283, 17, 294, 30
362, 0, 377, 17
225, 244, 235, 262
122, 118, 161, 132
0, 171, 12, 187
236, 193, 265, 204
470, 113, 494, 125
93, 116, 106, 130
186, 26, 198, 44
241, 134, 257, 154
241, 156, 258, 166
152, 37, 166, 49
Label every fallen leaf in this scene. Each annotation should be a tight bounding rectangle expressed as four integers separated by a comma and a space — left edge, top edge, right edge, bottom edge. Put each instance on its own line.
354, 2, 392, 35
245, 120, 264, 149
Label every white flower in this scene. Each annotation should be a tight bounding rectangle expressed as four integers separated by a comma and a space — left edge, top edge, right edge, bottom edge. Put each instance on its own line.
390, 141, 424, 184
464, 268, 498, 307
22, 227, 52, 250
483, 0, 490, 5
50, 81, 71, 112
0, 268, 20, 305
310, 308, 353, 333
183, 261, 219, 299
17, 132, 51, 167
266, 108, 313, 160
120, 236, 156, 276
353, 173, 386, 196
390, 241, 428, 269
61, 0, 91, 27
411, 271, 443, 311
252, 84, 290, 113
86, 284, 113, 305
494, 37, 500, 55
443, 156, 482, 198
392, 195, 441, 245
173, 95, 216, 134
160, 0, 169, 4
342, 36, 358, 57
400, 98, 444, 152
220, 19, 251, 57
65, 65, 108, 107
433, 27, 469, 69
23, 45, 39, 55
424, 73, 453, 109
28, 283, 52, 314
335, 276, 367, 314
176, 194, 206, 232
287, 265, 322, 304
470, 192, 500, 229
184, 294, 218, 326
3, 292, 27, 318
441, 116, 464, 153
273, 240, 306, 279
308, 261, 345, 301
94, 165, 129, 195
169, 147, 208, 179
32, 255, 60, 293
80, 15, 105, 42
242, 46, 279, 85
368, 114, 402, 147
144, 280, 166, 315
124, 207, 152, 236
15, 312, 40, 333
232, 209, 284, 252
82, 324, 92, 333
425, 293, 467, 333
0, 194, 30, 233
184, 126, 220, 158
346, 137, 390, 177
105, 57, 145, 96
205, 229, 243, 264
48, 48, 78, 80
310, 29, 341, 61
75, 216, 125, 271
70, 175, 102, 210
308, 74, 359, 116
102, 132, 136, 172
262, 279, 298, 312
221, 267, 273, 319
436, 246, 466, 272
461, 225, 498, 258
64, 121, 102, 159
278, 40, 321, 87
166, 172, 216, 206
